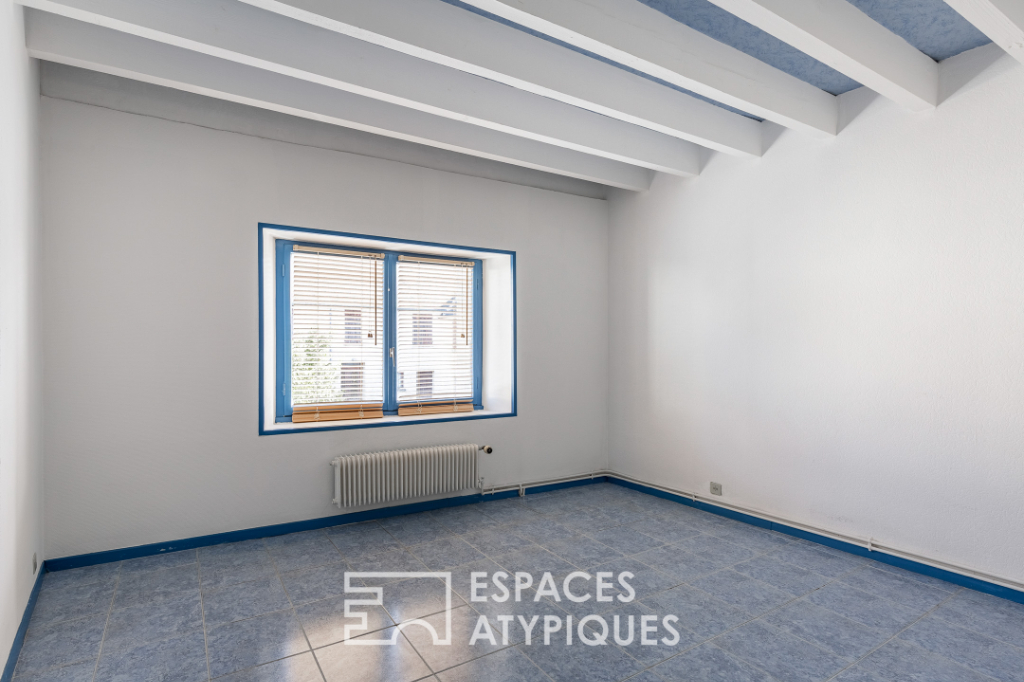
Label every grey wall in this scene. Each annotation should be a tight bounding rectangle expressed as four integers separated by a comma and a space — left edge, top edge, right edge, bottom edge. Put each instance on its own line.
40, 93, 610, 559
608, 49, 1024, 585
0, 2, 43, 661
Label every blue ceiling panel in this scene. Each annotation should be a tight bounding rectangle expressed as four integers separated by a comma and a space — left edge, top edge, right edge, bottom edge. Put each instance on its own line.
845, 0, 990, 61
440, 0, 763, 118
636, 0, 862, 94
436, 0, 994, 125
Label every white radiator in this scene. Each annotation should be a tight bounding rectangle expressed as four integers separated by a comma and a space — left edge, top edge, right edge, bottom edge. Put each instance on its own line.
332, 443, 488, 508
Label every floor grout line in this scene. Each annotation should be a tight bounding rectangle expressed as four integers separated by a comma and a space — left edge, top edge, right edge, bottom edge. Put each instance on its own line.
89, 564, 121, 682
265, 532, 328, 682
196, 548, 221, 681
818, 587, 1004, 682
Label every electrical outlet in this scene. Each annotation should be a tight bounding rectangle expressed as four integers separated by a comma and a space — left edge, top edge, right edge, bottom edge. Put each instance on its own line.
32, 553, 37, 574
710, 482, 723, 496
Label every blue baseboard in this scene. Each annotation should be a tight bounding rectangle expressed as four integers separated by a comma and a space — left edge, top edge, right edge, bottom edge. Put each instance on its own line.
2, 568, 44, 682
605, 477, 1024, 606
39, 472, 1023, 609
44, 478, 606, 572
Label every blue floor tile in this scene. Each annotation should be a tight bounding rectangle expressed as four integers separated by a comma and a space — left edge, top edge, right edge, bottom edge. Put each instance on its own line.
446, 558, 508, 602
771, 543, 867, 578
586, 526, 664, 555
492, 545, 577, 578
714, 620, 849, 682
543, 536, 624, 569
408, 537, 485, 570
898, 613, 1024, 681
198, 542, 277, 590
460, 529, 530, 555
295, 594, 393, 648
264, 531, 343, 572
12, 659, 98, 681
30, 581, 116, 627
435, 646, 549, 682
505, 519, 580, 546
592, 600, 705, 665
857, 638, 995, 682
477, 501, 540, 527
213, 652, 324, 682
689, 570, 794, 616
588, 557, 681, 601
732, 554, 830, 596
314, 626, 432, 682
94, 631, 208, 682
26, 485, 1024, 682
278, 561, 352, 606
642, 585, 752, 639
707, 524, 792, 554
761, 599, 890, 659
379, 514, 453, 546
839, 565, 954, 612
380, 576, 466, 624
41, 563, 121, 592
325, 524, 402, 559
120, 550, 197, 576
402, 605, 512, 672
635, 518, 703, 545
15, 616, 106, 677
102, 592, 203, 657
673, 534, 756, 566
112, 563, 200, 610
519, 636, 643, 682
429, 507, 502, 534
805, 581, 924, 633
205, 609, 309, 678
651, 641, 775, 682
202, 576, 292, 627
633, 546, 719, 582
931, 588, 1024, 649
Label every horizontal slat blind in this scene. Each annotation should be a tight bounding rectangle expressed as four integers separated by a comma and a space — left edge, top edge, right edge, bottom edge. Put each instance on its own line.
396, 257, 474, 408
291, 250, 384, 415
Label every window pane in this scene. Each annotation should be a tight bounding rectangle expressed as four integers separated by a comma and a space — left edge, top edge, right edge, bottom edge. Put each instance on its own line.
291, 251, 384, 406
396, 260, 474, 403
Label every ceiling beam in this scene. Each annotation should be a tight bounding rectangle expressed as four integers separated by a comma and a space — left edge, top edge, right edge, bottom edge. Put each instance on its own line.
460, 0, 839, 137
25, 11, 654, 191
241, 0, 762, 158
17, 0, 700, 176
705, 0, 939, 111
943, 0, 1024, 66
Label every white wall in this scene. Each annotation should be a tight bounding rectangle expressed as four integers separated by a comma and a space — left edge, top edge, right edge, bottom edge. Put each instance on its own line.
0, 1, 42, 663
608, 49, 1024, 585
40, 94, 609, 559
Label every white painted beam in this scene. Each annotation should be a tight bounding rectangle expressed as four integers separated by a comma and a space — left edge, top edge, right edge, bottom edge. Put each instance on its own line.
17, 0, 699, 176
25, 11, 654, 191
241, 0, 762, 158
944, 0, 1024, 65
704, 0, 939, 111
460, 0, 839, 137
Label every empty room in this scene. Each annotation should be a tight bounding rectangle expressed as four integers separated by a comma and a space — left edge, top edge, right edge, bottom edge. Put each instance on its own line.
2, 0, 1024, 680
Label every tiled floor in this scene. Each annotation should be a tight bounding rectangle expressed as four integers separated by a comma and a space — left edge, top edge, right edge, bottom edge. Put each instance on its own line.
14, 483, 1024, 681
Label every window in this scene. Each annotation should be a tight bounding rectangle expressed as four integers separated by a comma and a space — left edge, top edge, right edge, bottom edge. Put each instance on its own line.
260, 224, 516, 434
274, 240, 482, 424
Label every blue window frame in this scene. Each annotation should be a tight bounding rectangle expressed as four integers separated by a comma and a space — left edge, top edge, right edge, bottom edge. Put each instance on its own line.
273, 239, 483, 423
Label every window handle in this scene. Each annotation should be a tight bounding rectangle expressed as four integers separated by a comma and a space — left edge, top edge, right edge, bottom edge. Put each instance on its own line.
390, 347, 395, 366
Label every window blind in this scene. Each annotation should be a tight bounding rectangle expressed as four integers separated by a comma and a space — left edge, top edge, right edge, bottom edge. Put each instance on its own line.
396, 255, 475, 415
290, 246, 384, 422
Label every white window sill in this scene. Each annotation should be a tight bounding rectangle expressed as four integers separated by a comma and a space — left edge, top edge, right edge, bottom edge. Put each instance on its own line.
262, 409, 515, 434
